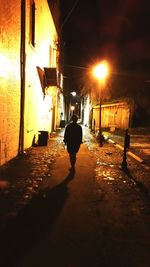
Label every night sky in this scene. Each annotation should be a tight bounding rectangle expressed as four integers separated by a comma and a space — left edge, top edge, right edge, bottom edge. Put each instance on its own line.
60, 0, 150, 72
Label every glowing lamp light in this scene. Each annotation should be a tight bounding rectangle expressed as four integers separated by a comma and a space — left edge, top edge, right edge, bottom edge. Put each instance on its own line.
70, 105, 75, 111
71, 91, 76, 97
93, 61, 109, 81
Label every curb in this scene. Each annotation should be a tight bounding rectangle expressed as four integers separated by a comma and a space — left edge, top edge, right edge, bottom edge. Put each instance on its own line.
108, 138, 144, 164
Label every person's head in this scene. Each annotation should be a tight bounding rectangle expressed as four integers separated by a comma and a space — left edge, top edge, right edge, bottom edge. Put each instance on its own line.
71, 114, 78, 123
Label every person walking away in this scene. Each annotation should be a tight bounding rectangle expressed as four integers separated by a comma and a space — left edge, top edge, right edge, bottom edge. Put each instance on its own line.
64, 115, 82, 171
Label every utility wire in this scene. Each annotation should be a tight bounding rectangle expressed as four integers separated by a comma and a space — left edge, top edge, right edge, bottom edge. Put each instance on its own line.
65, 64, 150, 78
65, 64, 88, 70
60, 0, 79, 32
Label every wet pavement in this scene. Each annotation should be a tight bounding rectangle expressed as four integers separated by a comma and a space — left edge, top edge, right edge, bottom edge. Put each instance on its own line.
0, 132, 62, 227
0, 126, 150, 267
103, 128, 150, 166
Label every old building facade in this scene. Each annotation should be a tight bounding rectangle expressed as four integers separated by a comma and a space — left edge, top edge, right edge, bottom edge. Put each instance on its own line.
0, 0, 62, 166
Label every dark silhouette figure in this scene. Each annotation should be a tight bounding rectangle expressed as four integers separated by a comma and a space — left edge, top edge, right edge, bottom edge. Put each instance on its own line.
64, 114, 82, 171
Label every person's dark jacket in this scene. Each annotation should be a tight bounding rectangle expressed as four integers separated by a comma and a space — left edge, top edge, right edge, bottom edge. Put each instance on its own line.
64, 122, 82, 153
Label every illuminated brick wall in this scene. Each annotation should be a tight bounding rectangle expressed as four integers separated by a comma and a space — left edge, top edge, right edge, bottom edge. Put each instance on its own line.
24, 0, 58, 148
0, 0, 58, 165
0, 0, 21, 165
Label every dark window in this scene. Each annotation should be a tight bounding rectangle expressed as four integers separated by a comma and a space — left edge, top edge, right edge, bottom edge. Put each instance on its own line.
30, 0, 35, 46
44, 67, 57, 86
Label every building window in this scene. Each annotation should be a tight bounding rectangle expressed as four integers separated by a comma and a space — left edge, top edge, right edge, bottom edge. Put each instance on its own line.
53, 48, 56, 66
49, 45, 57, 67
30, 0, 35, 46
49, 46, 53, 67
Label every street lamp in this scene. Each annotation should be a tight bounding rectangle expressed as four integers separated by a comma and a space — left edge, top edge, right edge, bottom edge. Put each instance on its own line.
93, 60, 109, 146
70, 105, 75, 117
70, 91, 76, 97
70, 105, 75, 111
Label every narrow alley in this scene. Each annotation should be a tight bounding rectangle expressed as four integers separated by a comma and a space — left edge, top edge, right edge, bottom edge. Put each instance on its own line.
0, 127, 150, 267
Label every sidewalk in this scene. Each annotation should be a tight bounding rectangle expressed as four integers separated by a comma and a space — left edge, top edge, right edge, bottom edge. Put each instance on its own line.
103, 128, 150, 166
0, 128, 97, 266
0, 130, 64, 227
0, 126, 150, 226
0, 126, 150, 266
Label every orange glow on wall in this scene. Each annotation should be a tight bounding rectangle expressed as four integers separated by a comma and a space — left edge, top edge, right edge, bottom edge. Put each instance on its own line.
0, 53, 11, 77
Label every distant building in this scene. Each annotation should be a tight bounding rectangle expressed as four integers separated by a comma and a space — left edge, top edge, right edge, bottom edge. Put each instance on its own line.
91, 100, 133, 133
82, 92, 134, 133
0, 0, 63, 166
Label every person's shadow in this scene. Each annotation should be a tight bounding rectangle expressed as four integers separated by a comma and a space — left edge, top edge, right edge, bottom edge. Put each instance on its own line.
0, 171, 75, 267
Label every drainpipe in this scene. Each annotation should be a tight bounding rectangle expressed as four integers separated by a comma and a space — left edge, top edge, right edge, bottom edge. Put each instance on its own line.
18, 0, 26, 154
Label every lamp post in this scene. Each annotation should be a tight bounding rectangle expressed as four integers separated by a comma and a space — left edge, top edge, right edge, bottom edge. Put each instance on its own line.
93, 61, 109, 146
70, 105, 75, 117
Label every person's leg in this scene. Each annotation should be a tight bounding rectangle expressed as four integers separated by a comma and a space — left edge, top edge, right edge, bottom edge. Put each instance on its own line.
69, 153, 76, 169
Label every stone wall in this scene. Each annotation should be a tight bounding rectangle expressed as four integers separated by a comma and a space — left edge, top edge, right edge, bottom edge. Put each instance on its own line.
0, 0, 58, 165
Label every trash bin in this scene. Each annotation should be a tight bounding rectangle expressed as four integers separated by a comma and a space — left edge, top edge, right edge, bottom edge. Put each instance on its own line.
38, 131, 49, 146
60, 120, 66, 128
